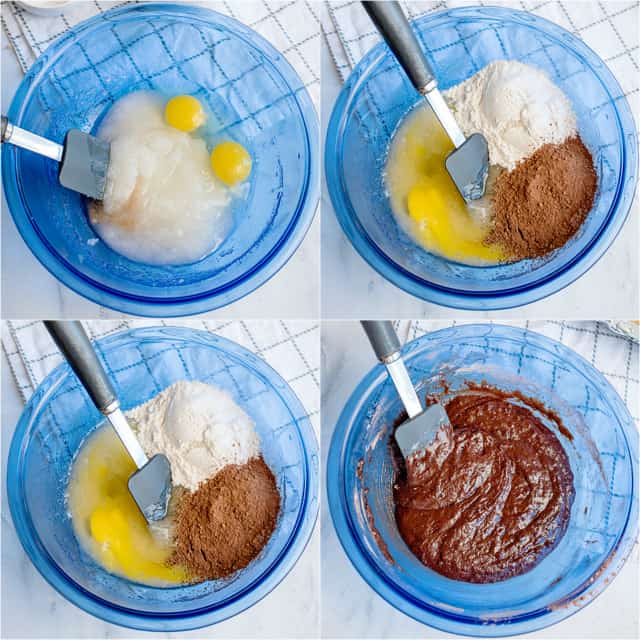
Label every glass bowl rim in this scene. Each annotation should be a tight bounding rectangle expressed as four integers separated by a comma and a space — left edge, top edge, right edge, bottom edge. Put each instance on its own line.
2, 2, 320, 317
324, 6, 638, 311
326, 323, 639, 636
7, 326, 320, 631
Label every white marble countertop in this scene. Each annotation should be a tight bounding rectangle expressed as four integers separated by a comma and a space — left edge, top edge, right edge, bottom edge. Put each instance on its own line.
320, 47, 640, 320
1, 346, 319, 638
1, 35, 319, 320
320, 320, 639, 639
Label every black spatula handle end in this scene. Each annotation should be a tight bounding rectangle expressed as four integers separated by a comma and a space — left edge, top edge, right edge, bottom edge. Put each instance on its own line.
361, 321, 401, 361
362, 1, 434, 92
44, 321, 118, 413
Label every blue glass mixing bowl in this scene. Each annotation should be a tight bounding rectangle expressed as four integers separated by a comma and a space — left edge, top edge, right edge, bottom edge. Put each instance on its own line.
7, 327, 319, 631
327, 324, 638, 636
3, 4, 319, 316
325, 7, 638, 310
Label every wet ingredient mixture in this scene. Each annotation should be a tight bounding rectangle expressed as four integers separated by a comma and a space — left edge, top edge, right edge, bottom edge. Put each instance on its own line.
385, 105, 504, 264
67, 425, 187, 585
89, 91, 252, 265
394, 388, 575, 583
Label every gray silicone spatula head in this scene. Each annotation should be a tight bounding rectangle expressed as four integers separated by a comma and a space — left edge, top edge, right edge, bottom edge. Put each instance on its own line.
445, 133, 490, 202
361, 320, 452, 461
362, 1, 489, 202
1, 116, 109, 200
128, 454, 173, 522
59, 130, 110, 200
394, 402, 451, 459
106, 407, 172, 522
43, 321, 172, 522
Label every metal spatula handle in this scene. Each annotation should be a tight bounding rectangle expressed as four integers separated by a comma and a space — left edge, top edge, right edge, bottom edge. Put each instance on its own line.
43, 321, 148, 468
1, 115, 63, 161
362, 1, 434, 93
361, 2, 466, 148
361, 321, 423, 419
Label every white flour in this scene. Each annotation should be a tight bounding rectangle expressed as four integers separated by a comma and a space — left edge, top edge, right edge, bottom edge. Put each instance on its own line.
128, 380, 260, 491
444, 60, 577, 170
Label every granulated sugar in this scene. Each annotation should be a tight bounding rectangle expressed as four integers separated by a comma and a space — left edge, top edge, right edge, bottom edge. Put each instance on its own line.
89, 91, 231, 265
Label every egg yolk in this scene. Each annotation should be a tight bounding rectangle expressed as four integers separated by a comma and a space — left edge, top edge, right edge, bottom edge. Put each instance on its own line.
407, 180, 503, 262
68, 426, 186, 585
88, 499, 182, 584
408, 183, 446, 223
165, 95, 206, 132
211, 141, 252, 186
385, 104, 504, 264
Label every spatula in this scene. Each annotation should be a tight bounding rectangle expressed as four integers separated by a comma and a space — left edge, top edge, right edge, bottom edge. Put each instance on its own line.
361, 321, 451, 459
1, 115, 110, 200
43, 321, 171, 522
362, 1, 489, 202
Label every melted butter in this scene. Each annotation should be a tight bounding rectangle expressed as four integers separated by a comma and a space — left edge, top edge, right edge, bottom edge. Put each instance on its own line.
385, 104, 504, 265
67, 425, 187, 586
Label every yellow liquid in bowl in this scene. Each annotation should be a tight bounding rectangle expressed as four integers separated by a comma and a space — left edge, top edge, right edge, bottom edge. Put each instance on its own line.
385, 104, 503, 265
67, 425, 187, 586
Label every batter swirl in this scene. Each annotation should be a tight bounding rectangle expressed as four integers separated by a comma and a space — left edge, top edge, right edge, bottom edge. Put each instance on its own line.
394, 388, 574, 583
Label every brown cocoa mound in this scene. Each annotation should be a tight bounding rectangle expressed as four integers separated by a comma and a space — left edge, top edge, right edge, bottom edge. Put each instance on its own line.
486, 136, 597, 260
170, 457, 280, 581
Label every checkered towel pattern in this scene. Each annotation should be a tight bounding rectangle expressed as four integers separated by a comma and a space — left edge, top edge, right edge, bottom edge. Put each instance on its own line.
1, 0, 320, 318
320, 0, 638, 121
396, 320, 639, 426
1, 319, 320, 434
2, 0, 320, 108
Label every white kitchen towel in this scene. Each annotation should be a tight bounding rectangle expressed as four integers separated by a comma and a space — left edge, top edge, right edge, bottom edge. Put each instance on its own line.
1, 319, 320, 434
2, 0, 320, 109
320, 0, 638, 118
395, 319, 639, 426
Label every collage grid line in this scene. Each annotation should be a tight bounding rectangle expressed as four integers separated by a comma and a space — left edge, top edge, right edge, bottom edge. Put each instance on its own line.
1, 0, 639, 637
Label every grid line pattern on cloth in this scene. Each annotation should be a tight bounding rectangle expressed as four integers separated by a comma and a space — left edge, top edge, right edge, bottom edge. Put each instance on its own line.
2, 0, 320, 109
319, 1, 638, 127
1, 320, 320, 437
8, 5, 311, 137
1, 0, 320, 316
399, 320, 639, 426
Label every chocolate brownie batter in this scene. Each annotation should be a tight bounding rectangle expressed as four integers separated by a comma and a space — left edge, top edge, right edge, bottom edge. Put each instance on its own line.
394, 388, 574, 583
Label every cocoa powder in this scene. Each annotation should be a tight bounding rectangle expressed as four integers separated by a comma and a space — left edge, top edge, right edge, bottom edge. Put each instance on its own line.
486, 136, 597, 260
170, 457, 280, 581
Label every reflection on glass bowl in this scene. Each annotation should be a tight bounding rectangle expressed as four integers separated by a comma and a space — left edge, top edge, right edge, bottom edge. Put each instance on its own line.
328, 324, 638, 636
